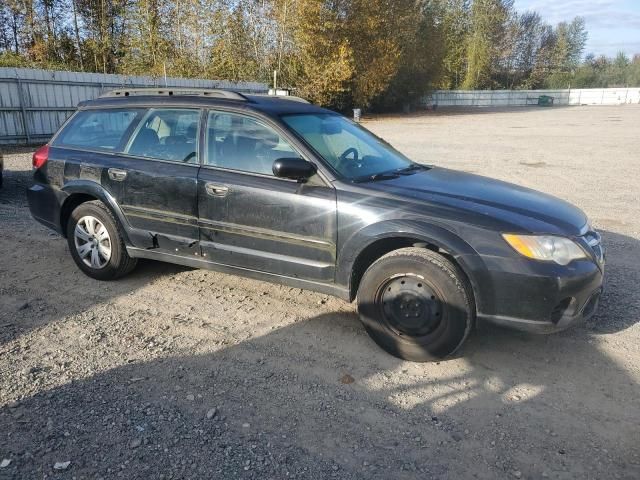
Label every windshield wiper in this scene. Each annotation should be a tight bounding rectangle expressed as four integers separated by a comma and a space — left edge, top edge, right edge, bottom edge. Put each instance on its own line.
353, 171, 400, 183
352, 163, 429, 182
370, 171, 401, 181
396, 164, 426, 175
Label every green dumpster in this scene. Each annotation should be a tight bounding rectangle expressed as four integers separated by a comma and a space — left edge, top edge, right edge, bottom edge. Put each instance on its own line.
538, 95, 554, 106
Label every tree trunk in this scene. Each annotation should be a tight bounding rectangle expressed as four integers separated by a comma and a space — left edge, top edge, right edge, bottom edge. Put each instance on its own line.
72, 0, 84, 70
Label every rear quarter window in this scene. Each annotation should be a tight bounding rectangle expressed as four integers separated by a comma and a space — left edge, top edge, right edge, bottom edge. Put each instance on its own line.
54, 109, 143, 151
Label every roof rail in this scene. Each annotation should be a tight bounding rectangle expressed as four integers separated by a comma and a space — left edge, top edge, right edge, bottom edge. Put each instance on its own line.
277, 95, 310, 104
256, 93, 309, 104
100, 88, 249, 101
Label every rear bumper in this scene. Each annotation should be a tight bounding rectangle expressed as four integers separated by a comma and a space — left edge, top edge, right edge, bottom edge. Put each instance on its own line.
27, 183, 63, 234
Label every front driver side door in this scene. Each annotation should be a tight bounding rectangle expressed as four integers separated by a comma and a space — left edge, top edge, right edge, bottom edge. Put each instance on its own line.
197, 110, 337, 283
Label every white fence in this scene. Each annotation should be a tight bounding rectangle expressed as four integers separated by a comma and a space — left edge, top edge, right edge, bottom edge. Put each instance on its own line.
0, 68, 268, 145
429, 88, 640, 107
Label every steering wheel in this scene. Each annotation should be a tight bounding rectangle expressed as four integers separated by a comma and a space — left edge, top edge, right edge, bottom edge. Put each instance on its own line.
183, 151, 197, 163
336, 147, 359, 172
339, 147, 359, 163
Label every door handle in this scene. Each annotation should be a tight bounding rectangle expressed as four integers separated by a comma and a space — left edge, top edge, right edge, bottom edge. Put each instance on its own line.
205, 182, 229, 197
108, 168, 128, 182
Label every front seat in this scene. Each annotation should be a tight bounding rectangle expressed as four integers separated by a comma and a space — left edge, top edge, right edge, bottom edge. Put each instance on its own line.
129, 127, 160, 157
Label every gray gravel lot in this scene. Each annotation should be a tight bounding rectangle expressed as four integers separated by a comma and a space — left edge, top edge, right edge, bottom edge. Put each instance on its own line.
1, 105, 638, 479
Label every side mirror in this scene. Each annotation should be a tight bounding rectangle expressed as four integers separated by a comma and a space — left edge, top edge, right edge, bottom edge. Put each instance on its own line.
272, 157, 316, 182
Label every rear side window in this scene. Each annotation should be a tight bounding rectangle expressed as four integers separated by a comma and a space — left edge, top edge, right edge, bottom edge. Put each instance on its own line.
55, 109, 143, 151
125, 108, 200, 163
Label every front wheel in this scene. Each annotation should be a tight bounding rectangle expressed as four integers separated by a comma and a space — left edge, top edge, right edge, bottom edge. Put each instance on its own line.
66, 200, 137, 280
357, 248, 474, 362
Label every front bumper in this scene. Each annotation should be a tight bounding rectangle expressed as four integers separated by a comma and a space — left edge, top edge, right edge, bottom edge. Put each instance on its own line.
477, 248, 605, 334
481, 286, 602, 333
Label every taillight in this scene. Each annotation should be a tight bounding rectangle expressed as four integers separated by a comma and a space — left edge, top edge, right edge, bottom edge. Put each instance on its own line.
32, 144, 50, 169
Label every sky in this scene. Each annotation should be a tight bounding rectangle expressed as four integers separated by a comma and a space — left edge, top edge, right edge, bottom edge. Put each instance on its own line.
513, 0, 640, 58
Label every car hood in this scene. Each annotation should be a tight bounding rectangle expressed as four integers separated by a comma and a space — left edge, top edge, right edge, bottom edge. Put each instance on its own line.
365, 167, 588, 236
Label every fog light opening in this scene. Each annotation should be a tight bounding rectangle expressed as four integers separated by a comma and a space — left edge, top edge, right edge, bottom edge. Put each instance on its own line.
582, 291, 601, 319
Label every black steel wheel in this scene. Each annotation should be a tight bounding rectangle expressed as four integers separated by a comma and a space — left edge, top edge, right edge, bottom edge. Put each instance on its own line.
357, 247, 474, 361
379, 274, 444, 338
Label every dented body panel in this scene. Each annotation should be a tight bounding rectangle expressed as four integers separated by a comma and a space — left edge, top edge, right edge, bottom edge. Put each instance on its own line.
197, 166, 337, 282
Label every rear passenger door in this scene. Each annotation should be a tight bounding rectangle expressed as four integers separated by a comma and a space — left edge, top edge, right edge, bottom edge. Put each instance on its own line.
116, 108, 202, 254
197, 110, 337, 282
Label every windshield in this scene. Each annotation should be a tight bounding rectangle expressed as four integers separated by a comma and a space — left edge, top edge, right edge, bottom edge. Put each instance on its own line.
281, 113, 417, 181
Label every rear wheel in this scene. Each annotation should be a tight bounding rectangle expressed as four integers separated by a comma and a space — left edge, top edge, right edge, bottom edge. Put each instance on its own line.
357, 247, 474, 362
66, 200, 137, 280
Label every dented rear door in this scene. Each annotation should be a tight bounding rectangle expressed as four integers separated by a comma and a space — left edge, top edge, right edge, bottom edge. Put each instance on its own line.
115, 108, 202, 254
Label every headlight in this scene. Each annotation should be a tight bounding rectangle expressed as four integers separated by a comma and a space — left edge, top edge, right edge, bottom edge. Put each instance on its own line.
502, 234, 587, 265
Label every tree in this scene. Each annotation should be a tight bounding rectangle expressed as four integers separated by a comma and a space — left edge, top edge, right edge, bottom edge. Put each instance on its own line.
0, 0, 24, 55
495, 10, 543, 88
628, 54, 640, 87
541, 17, 587, 88
439, 0, 470, 89
610, 51, 630, 86
0, 0, 638, 107
462, 0, 513, 89
119, 0, 173, 76
376, 0, 446, 109
346, 0, 412, 107
290, 0, 355, 108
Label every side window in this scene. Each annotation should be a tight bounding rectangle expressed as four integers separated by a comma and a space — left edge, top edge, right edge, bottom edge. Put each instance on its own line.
55, 109, 142, 151
206, 112, 298, 176
125, 108, 200, 163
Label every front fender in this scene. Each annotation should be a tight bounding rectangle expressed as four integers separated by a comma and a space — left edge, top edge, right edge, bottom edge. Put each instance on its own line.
337, 219, 492, 313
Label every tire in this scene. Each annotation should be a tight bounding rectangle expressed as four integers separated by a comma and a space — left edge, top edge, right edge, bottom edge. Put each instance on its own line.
357, 247, 474, 362
66, 200, 137, 280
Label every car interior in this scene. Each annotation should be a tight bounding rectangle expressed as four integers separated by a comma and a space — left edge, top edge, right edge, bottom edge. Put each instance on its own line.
206, 114, 297, 175
127, 109, 199, 163
59, 110, 140, 151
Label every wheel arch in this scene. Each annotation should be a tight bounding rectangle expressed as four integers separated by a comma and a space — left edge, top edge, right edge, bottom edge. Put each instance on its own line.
60, 181, 131, 244
341, 221, 488, 313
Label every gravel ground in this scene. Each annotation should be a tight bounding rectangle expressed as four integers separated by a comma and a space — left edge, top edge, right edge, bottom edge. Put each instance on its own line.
1, 105, 638, 479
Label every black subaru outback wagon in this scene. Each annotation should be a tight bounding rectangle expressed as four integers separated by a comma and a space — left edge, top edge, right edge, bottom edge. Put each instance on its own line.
28, 88, 604, 361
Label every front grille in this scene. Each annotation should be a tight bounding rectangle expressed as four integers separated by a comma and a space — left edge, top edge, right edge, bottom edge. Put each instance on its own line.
582, 230, 605, 264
